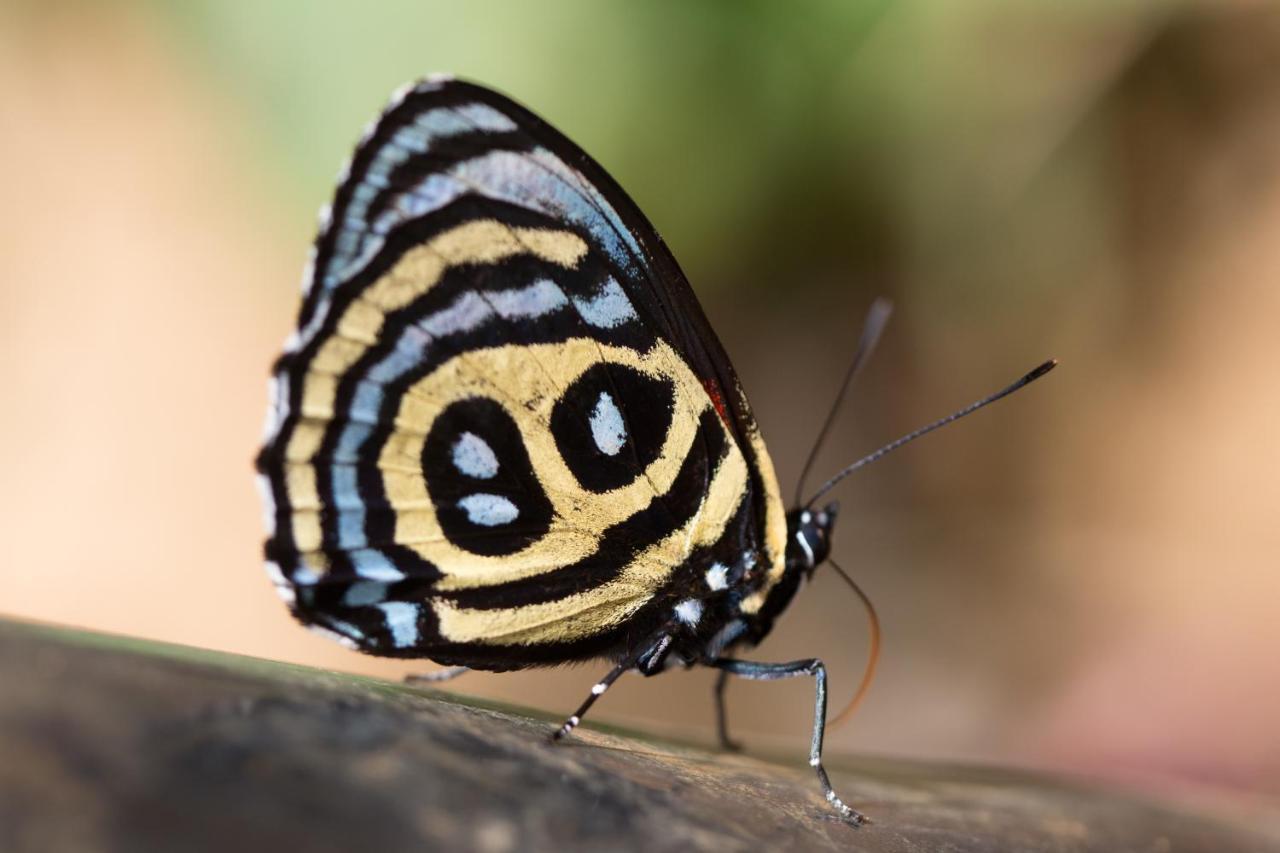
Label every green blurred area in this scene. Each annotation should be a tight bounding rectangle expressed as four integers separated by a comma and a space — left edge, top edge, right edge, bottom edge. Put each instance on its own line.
160, 0, 891, 290
152, 0, 1181, 309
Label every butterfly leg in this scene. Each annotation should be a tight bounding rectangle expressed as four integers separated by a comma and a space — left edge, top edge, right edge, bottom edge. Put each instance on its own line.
404, 666, 469, 685
711, 657, 868, 827
553, 632, 673, 741
713, 669, 743, 752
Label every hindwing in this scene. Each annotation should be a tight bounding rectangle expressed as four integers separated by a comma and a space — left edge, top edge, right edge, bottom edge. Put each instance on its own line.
257, 78, 787, 668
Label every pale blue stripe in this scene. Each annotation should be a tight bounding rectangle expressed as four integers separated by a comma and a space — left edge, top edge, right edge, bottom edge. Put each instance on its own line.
343, 580, 388, 607
571, 276, 638, 328
349, 380, 385, 423
333, 467, 366, 547
325, 103, 516, 290
334, 421, 373, 463
330, 474, 369, 512
378, 601, 420, 647
350, 548, 406, 581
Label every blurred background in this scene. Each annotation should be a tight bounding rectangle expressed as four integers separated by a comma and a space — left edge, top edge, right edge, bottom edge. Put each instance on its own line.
3, 0, 1278, 816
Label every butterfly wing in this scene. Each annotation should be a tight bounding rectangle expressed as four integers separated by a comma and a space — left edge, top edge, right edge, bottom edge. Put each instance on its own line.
257, 78, 787, 669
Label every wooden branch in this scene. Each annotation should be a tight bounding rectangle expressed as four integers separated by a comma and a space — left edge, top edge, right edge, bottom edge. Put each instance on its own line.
0, 618, 1272, 852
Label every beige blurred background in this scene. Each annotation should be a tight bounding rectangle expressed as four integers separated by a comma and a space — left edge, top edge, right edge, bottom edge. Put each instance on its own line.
2, 0, 1278, 814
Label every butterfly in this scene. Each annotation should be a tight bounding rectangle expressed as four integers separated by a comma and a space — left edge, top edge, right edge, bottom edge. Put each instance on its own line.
256, 76, 1055, 826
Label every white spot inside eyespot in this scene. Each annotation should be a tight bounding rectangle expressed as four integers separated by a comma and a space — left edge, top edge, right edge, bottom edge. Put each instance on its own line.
705, 562, 729, 591
674, 599, 703, 627
591, 682, 607, 696
343, 581, 388, 607
458, 493, 519, 526
378, 601, 420, 648
589, 391, 626, 456
452, 432, 499, 479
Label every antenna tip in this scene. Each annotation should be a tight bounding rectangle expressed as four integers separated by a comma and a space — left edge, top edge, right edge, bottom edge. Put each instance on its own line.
1025, 359, 1059, 382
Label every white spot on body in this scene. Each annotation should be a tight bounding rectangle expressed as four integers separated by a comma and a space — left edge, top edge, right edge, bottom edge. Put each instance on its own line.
458, 493, 520, 526
378, 601, 421, 648
589, 391, 626, 456
704, 562, 729, 591
795, 530, 815, 566
452, 432, 499, 479
674, 599, 703, 627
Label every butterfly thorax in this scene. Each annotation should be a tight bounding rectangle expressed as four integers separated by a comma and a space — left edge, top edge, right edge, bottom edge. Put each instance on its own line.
644, 503, 837, 673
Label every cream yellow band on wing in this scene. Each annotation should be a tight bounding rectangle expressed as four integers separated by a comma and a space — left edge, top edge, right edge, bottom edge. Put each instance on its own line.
284, 221, 589, 557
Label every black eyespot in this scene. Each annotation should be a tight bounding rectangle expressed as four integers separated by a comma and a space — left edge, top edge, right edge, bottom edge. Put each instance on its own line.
422, 397, 553, 555
550, 362, 674, 493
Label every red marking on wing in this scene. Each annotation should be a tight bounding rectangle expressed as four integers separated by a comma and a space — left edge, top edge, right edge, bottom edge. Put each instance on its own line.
702, 379, 732, 428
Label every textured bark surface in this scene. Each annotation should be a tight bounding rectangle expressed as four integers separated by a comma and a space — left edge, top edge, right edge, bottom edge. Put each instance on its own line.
0, 618, 1275, 853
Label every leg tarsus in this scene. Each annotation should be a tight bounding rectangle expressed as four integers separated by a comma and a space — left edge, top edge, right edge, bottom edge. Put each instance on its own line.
712, 657, 868, 827
553, 632, 672, 742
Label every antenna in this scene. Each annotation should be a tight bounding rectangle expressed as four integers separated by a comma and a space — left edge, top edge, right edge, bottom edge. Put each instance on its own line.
826, 557, 881, 730
792, 298, 894, 506
803, 359, 1058, 509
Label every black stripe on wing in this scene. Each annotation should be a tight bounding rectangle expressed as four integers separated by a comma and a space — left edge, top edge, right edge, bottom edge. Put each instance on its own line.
443, 406, 727, 611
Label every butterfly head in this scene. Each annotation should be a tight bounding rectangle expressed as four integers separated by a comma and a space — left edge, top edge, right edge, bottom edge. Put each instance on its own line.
786, 502, 839, 577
